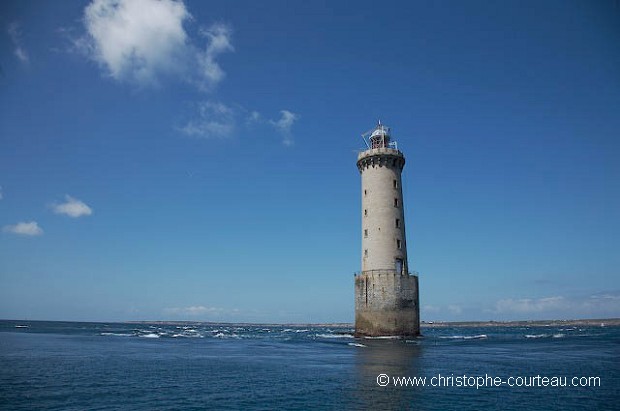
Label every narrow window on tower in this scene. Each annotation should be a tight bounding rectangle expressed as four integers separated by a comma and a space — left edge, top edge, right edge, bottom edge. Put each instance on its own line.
395, 218, 400, 228
364, 189, 367, 196
393, 179, 398, 189
394, 198, 399, 207
364, 209, 368, 217
395, 258, 403, 274
397, 239, 402, 249
364, 249, 368, 257
364, 229, 368, 238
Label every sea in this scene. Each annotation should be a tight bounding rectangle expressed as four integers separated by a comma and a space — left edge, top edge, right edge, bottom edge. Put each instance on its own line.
0, 320, 618, 410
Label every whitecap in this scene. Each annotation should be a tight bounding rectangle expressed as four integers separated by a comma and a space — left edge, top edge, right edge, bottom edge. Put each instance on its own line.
552, 333, 565, 338
14, 325, 29, 328
295, 329, 309, 333
525, 334, 550, 339
348, 342, 366, 347
139, 333, 160, 338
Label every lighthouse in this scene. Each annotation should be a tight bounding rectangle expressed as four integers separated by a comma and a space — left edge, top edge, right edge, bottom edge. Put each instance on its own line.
355, 122, 420, 337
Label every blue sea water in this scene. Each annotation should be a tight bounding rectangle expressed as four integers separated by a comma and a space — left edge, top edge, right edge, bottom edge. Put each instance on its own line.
0, 320, 618, 410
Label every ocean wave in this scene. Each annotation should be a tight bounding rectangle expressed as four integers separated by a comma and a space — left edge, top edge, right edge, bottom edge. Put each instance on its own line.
139, 333, 160, 338
439, 334, 488, 340
100, 332, 133, 337
525, 333, 566, 339
364, 335, 401, 340
315, 333, 354, 339
172, 333, 203, 338
213, 332, 240, 339
348, 342, 366, 347
524, 333, 562, 339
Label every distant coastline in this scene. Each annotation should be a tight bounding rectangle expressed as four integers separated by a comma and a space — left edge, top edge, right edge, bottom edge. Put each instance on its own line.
123, 318, 620, 328
3, 318, 619, 328
420, 318, 620, 328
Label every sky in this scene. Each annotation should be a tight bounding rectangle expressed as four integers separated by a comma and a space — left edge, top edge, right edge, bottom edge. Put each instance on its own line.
1, 0, 619, 323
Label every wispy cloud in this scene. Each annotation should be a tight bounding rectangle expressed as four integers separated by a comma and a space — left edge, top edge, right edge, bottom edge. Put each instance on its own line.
493, 296, 567, 314
447, 304, 463, 315
180, 100, 236, 138
77, 0, 233, 89
164, 305, 241, 318
196, 23, 234, 91
489, 293, 620, 319
422, 304, 441, 314
247, 111, 261, 123
0, 186, 3, 200
180, 103, 300, 144
3, 221, 43, 236
423, 304, 464, 318
423, 292, 620, 321
52, 195, 93, 218
269, 110, 299, 146
7, 22, 29, 64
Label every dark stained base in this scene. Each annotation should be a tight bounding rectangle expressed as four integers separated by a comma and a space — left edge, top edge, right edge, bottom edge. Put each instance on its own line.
354, 271, 420, 337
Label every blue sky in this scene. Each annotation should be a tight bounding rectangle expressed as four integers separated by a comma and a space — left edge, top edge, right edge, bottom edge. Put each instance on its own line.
1, 0, 619, 323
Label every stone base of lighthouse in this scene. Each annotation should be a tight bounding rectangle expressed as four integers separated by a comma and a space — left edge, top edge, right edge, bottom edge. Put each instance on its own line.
354, 271, 420, 337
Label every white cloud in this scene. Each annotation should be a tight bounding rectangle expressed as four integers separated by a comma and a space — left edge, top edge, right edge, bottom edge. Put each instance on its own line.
79, 0, 233, 89
0, 186, 3, 200
52, 195, 93, 218
270, 110, 299, 146
3, 221, 43, 236
81, 0, 189, 85
7, 22, 29, 64
180, 100, 236, 138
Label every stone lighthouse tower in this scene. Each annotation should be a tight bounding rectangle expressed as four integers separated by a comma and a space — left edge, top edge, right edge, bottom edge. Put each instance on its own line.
355, 122, 420, 337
